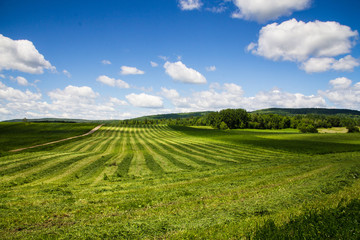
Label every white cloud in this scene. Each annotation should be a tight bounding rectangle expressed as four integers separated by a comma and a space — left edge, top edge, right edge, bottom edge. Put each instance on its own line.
164, 83, 245, 111
63, 69, 71, 78
0, 107, 10, 114
109, 97, 128, 106
102, 60, 111, 65
10, 76, 29, 86
249, 19, 358, 62
0, 81, 41, 102
96, 75, 130, 88
319, 78, 360, 109
329, 77, 352, 89
232, 0, 311, 23
247, 88, 326, 110
302, 55, 360, 73
164, 61, 207, 84
162, 82, 326, 112
0, 34, 55, 74
248, 19, 359, 73
206, 65, 216, 71
160, 87, 180, 99
0, 81, 136, 120
150, 61, 158, 67
159, 56, 168, 61
120, 66, 145, 75
332, 55, 360, 71
206, 5, 227, 13
15, 76, 29, 86
49, 85, 98, 104
126, 93, 163, 108
179, 0, 202, 10
301, 57, 335, 73
0, 74, 5, 78
47, 85, 120, 119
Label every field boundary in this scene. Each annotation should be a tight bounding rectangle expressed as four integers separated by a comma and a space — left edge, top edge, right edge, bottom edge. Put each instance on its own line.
9, 124, 103, 152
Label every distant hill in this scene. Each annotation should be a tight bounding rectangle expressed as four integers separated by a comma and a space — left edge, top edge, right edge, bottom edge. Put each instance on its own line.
133, 111, 213, 120
4, 108, 360, 123
251, 108, 360, 116
3, 118, 94, 123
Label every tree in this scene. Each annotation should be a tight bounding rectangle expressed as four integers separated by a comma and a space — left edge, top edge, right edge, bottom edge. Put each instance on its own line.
219, 121, 229, 130
298, 123, 318, 133
347, 125, 359, 133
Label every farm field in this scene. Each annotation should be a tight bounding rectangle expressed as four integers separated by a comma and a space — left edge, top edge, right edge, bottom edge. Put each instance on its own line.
0, 123, 360, 239
0, 122, 98, 154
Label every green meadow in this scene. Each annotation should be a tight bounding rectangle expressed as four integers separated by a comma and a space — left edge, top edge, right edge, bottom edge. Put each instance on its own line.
0, 123, 359, 239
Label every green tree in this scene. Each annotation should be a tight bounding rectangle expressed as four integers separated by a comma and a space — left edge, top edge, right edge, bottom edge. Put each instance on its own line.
219, 121, 229, 130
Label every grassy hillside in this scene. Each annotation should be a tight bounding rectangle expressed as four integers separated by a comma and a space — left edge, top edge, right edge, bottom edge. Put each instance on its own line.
0, 122, 98, 154
0, 124, 359, 239
133, 111, 213, 120
3, 118, 95, 123
252, 108, 360, 115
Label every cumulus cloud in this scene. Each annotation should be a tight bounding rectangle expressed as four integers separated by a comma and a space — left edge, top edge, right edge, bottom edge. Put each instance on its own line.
15, 76, 29, 86
49, 85, 98, 104
47, 85, 121, 119
248, 19, 359, 73
63, 69, 71, 78
0, 81, 41, 102
179, 0, 202, 10
232, 0, 311, 23
0, 107, 10, 114
319, 78, 360, 109
247, 88, 326, 110
109, 97, 128, 106
160, 87, 180, 99
329, 77, 352, 89
163, 83, 245, 111
126, 93, 163, 108
0, 34, 55, 74
164, 61, 207, 84
102, 60, 111, 65
120, 66, 145, 75
249, 19, 358, 62
150, 61, 158, 67
96, 75, 130, 88
0, 81, 137, 120
302, 55, 360, 73
9, 76, 29, 86
206, 65, 216, 71
161, 82, 326, 112
332, 55, 360, 71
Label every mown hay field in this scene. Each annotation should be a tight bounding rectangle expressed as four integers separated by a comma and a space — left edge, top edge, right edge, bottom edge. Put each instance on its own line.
0, 123, 360, 239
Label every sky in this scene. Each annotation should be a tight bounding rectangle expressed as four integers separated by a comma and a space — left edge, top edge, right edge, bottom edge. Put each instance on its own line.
0, 0, 360, 120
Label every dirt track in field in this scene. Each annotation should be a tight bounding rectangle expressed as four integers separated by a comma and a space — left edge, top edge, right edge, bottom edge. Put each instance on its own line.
9, 124, 103, 153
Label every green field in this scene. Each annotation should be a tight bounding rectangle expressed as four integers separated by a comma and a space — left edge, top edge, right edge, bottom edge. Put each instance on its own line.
0, 122, 98, 154
0, 123, 360, 239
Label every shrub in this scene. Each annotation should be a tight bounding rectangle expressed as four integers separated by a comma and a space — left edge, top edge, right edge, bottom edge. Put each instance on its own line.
219, 121, 229, 130
347, 125, 359, 133
298, 123, 318, 133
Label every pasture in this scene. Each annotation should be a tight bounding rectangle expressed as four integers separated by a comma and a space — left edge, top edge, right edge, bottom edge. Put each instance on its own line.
0, 123, 359, 239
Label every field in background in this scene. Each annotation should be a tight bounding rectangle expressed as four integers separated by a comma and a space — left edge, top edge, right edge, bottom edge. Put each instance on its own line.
0, 123, 360, 239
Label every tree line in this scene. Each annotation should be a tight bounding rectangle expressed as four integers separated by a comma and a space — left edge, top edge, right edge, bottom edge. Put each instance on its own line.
119, 108, 360, 133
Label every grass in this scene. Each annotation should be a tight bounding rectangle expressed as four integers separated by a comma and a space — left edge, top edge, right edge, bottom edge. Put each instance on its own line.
0, 122, 98, 154
0, 123, 359, 239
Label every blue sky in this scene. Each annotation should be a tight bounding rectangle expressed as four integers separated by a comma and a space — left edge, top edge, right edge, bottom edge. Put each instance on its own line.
1, 0, 360, 120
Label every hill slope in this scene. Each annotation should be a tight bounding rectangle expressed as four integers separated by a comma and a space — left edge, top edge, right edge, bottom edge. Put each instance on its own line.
251, 108, 360, 116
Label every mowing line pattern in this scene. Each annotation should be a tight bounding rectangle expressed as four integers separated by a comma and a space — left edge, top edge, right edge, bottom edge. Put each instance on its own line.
0, 124, 293, 187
